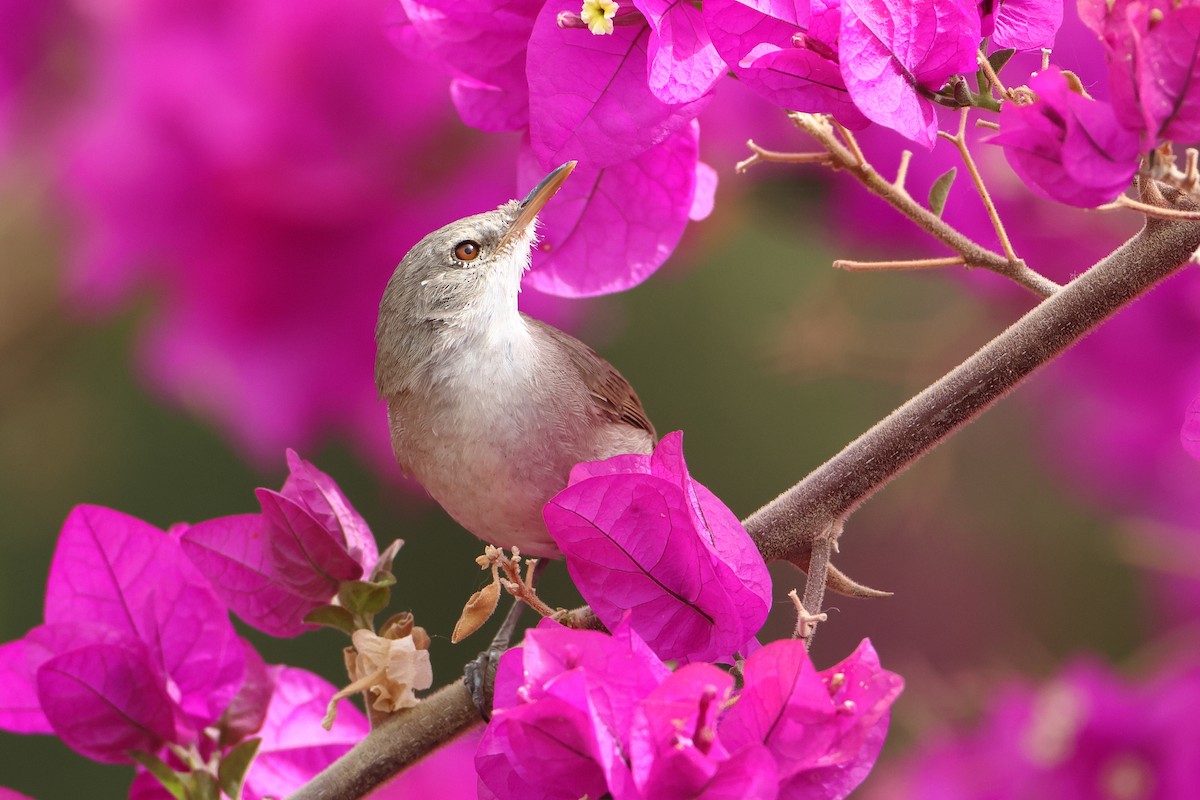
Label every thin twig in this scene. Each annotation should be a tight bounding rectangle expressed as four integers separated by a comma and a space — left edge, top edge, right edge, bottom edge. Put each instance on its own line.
894, 150, 913, 190
831, 118, 867, 166
975, 119, 1001, 131
737, 139, 832, 173
1184, 149, 1200, 192
788, 112, 1059, 298
835, 256, 966, 271
493, 552, 556, 617
1099, 193, 1200, 220
937, 107, 1020, 262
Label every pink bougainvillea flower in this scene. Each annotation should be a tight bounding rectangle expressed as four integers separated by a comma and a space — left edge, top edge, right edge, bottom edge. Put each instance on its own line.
478, 619, 901, 800
478, 618, 672, 800
390, 0, 717, 298
521, 123, 715, 296
528, 0, 712, 170
864, 655, 1200, 799
60, 0, 577, 469
980, 0, 1063, 50
127, 664, 370, 800
0, 0, 51, 156
839, 0, 981, 148
544, 431, 771, 663
704, 0, 870, 130
0, 505, 245, 763
386, 0, 541, 132
1080, 0, 1200, 145
181, 450, 381, 637
0, 789, 34, 800
990, 67, 1139, 207
629, 664, 779, 800
238, 666, 370, 800
634, 0, 727, 105
722, 639, 903, 799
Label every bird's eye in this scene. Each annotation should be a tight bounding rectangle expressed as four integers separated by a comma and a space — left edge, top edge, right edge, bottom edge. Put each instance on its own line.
454, 240, 481, 262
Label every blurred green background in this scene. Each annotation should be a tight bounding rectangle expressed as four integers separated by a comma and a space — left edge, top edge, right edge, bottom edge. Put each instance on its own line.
0, 167, 1142, 797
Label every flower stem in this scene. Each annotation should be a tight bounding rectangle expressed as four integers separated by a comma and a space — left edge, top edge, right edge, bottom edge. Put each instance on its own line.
937, 108, 1019, 262
784, 112, 1060, 298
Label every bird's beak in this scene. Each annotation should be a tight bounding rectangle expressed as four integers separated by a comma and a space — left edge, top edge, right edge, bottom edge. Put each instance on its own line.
498, 161, 576, 251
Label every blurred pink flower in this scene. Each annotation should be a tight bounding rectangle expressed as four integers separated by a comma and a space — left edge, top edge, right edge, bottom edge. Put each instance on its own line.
1081, 0, 1200, 146
0, 0, 63, 157
57, 0, 579, 468
866, 654, 1200, 799
370, 731, 481, 799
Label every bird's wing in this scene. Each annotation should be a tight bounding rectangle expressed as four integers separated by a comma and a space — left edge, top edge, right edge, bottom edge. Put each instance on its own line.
525, 316, 657, 440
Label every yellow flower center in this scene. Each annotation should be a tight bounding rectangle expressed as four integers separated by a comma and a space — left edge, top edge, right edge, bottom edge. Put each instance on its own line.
581, 0, 619, 35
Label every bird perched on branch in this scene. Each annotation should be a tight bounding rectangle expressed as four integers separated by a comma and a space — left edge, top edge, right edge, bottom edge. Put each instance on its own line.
375, 162, 656, 558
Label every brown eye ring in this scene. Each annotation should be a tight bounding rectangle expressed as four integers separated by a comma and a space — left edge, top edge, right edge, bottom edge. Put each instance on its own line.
454, 240, 481, 262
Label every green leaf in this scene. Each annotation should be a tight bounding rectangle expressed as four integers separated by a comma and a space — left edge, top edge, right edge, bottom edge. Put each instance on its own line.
337, 577, 394, 617
129, 751, 187, 800
303, 604, 358, 635
189, 770, 221, 800
218, 738, 262, 800
370, 538, 405, 583
987, 48, 1016, 77
928, 167, 958, 217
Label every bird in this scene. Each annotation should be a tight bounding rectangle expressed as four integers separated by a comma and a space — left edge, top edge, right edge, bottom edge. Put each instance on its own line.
375, 162, 656, 559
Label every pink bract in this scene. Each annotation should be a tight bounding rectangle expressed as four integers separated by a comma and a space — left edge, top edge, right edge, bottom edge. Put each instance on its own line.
181, 451, 379, 637
982, 0, 1063, 50
0, 506, 245, 763
864, 655, 1200, 799
544, 431, 771, 663
991, 67, 1139, 207
522, 124, 714, 297
527, 0, 712, 171
634, 0, 727, 105
839, 0, 981, 148
479, 620, 902, 799
722, 639, 903, 800
704, 0, 869, 129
